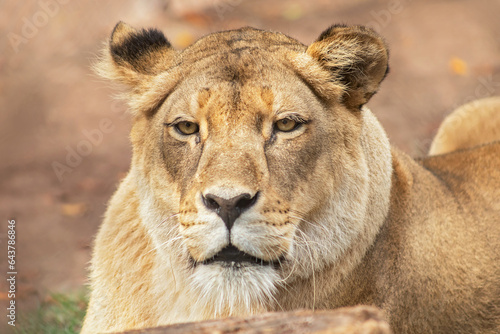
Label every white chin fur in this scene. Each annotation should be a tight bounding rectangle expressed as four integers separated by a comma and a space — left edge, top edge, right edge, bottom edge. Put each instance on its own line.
189, 263, 280, 318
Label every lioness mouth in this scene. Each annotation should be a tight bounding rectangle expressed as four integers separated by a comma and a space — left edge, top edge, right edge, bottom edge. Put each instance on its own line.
201, 245, 281, 268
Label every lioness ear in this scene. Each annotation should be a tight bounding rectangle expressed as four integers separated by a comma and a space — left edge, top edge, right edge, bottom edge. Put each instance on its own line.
96, 21, 176, 87
307, 25, 389, 109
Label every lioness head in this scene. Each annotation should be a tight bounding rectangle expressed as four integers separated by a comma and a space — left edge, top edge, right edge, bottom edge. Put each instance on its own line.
97, 23, 392, 318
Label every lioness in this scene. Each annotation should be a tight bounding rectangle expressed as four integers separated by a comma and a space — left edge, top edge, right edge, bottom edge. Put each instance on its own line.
82, 23, 500, 333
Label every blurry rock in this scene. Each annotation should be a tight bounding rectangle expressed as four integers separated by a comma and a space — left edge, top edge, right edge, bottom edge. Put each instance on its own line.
117, 306, 391, 334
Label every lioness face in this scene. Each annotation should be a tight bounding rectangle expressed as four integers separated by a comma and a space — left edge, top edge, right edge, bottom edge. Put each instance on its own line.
103, 24, 389, 317
167, 78, 325, 264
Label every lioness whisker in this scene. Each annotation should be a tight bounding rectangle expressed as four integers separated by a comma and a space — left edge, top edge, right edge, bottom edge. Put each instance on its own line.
295, 228, 317, 310
156, 213, 180, 228
289, 214, 332, 236
146, 236, 183, 255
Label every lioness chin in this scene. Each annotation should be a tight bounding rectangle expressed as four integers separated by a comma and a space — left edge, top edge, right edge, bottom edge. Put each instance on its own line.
82, 23, 500, 334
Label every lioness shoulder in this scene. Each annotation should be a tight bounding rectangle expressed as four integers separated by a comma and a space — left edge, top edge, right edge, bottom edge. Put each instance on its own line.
82, 23, 500, 334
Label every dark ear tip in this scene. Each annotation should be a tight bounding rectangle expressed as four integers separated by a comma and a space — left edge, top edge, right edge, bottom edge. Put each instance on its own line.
108, 23, 172, 74
110, 21, 170, 50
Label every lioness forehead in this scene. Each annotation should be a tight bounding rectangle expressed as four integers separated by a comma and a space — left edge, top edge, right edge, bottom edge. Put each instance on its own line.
172, 30, 307, 90
179, 27, 306, 63
153, 28, 318, 125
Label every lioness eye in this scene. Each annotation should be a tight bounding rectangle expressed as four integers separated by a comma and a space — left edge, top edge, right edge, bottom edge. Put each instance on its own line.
175, 121, 199, 135
275, 118, 298, 132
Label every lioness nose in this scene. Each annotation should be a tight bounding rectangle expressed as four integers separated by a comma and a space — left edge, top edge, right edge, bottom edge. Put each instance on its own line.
202, 192, 258, 230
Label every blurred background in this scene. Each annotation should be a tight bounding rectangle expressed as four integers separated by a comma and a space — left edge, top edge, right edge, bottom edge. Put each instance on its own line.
1, 0, 499, 331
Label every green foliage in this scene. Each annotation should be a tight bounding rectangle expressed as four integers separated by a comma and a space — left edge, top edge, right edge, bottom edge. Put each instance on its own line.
16, 290, 88, 334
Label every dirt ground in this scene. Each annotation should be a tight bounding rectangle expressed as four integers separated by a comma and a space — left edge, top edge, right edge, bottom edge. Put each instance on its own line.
1, 0, 500, 330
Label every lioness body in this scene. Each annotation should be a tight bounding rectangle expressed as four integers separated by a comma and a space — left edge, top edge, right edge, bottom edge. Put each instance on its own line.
82, 24, 500, 333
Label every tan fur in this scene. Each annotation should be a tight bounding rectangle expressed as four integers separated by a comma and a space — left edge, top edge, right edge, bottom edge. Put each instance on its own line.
82, 23, 500, 333
429, 96, 500, 155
